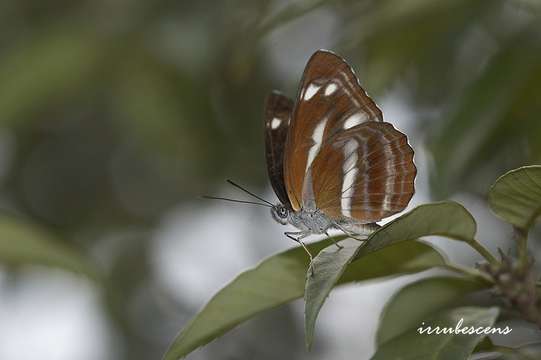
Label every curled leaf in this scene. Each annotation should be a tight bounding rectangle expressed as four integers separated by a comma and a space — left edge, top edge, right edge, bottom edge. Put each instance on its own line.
488, 165, 541, 230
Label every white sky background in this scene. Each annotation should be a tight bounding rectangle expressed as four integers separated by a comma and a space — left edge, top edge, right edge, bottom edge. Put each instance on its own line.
0, 4, 512, 360
0, 268, 118, 360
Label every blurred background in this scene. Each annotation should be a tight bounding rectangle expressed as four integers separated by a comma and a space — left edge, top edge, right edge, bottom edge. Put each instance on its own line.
0, 1, 540, 359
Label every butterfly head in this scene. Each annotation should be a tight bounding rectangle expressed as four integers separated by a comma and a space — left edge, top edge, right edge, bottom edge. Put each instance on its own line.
271, 204, 289, 225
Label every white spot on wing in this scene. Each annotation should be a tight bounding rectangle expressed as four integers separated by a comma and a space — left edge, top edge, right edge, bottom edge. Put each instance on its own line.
381, 131, 394, 212
305, 117, 328, 170
324, 83, 337, 96
271, 117, 281, 130
341, 139, 359, 218
343, 112, 369, 129
303, 83, 321, 101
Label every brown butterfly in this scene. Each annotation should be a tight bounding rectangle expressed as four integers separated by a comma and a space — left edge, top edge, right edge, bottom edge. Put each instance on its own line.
207, 50, 416, 261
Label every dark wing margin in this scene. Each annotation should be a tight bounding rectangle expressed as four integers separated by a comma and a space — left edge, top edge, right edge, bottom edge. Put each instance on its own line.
264, 91, 294, 208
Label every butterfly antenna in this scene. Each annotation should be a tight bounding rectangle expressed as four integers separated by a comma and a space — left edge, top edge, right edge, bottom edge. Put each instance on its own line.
201, 195, 272, 208
226, 179, 274, 206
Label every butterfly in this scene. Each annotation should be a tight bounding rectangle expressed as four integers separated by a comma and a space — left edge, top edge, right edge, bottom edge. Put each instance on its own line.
206, 50, 416, 261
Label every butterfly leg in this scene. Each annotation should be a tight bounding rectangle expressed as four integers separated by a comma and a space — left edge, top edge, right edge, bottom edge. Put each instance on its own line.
285, 231, 313, 261
284, 231, 315, 276
324, 230, 344, 249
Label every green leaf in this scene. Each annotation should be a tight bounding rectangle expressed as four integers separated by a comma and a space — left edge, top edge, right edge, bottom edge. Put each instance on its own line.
377, 276, 488, 345
473, 336, 494, 353
304, 202, 481, 351
304, 239, 360, 350
488, 166, 541, 230
372, 306, 500, 360
163, 238, 444, 360
477, 343, 541, 360
0, 216, 99, 280
356, 201, 477, 259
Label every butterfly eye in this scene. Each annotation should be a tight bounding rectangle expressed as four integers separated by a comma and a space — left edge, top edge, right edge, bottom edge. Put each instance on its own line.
279, 207, 288, 218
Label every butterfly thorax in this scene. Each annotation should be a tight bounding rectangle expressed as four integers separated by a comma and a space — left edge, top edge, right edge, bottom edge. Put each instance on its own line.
271, 204, 333, 234
290, 209, 332, 234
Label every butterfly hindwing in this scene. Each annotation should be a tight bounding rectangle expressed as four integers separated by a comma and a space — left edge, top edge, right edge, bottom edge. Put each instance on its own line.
312, 121, 416, 223
264, 91, 294, 209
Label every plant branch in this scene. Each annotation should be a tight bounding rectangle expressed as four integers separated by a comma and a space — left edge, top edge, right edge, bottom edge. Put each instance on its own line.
480, 251, 541, 328
514, 226, 529, 269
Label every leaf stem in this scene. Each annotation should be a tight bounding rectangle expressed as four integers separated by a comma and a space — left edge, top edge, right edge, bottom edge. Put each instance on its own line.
441, 263, 493, 284
466, 239, 499, 266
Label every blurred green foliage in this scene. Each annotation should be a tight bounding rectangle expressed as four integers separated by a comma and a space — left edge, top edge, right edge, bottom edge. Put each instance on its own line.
0, 0, 540, 359
0, 215, 99, 279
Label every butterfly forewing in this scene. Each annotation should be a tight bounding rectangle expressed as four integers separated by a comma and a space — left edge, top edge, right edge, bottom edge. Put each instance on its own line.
283, 50, 384, 211
264, 91, 294, 208
312, 122, 416, 223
